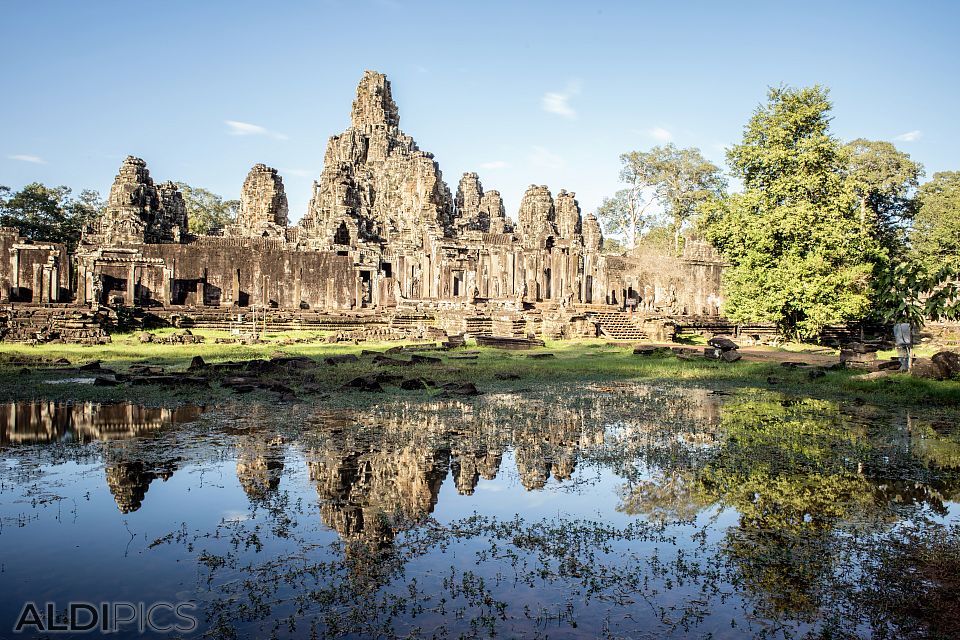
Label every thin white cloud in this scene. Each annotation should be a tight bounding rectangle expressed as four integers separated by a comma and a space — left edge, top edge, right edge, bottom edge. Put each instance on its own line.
529, 146, 564, 170
541, 80, 581, 119
479, 160, 509, 170
8, 154, 46, 164
224, 120, 288, 140
648, 127, 673, 142
894, 130, 922, 142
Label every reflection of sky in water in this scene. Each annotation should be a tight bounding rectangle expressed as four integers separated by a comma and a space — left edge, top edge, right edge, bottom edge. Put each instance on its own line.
0, 388, 957, 639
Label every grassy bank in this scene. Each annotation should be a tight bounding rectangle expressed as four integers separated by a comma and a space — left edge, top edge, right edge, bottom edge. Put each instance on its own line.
2, 330, 959, 407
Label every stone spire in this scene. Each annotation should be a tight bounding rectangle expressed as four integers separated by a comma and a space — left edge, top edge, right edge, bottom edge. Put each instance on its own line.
555, 190, 582, 240
517, 184, 556, 246
480, 190, 511, 234
350, 70, 400, 129
582, 213, 603, 252
302, 71, 453, 247
236, 164, 288, 237
92, 156, 186, 245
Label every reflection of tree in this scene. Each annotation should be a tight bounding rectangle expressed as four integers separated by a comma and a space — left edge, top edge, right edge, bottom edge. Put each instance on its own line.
618, 471, 714, 522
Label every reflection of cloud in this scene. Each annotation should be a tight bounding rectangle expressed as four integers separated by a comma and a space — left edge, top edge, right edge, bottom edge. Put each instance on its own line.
479, 160, 509, 170
894, 130, 922, 142
529, 146, 564, 170
8, 154, 46, 164
221, 509, 252, 522
224, 120, 288, 140
541, 80, 581, 119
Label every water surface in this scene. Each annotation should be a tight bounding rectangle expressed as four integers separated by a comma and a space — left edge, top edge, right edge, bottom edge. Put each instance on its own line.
1, 385, 958, 638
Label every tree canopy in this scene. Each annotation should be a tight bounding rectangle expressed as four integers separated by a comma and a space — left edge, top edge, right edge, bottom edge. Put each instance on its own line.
0, 183, 103, 251
911, 171, 960, 272
620, 144, 726, 252
703, 86, 874, 339
175, 182, 239, 236
843, 138, 923, 250
598, 145, 724, 253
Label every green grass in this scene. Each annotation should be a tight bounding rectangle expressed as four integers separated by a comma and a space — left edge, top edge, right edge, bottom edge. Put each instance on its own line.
1, 331, 959, 407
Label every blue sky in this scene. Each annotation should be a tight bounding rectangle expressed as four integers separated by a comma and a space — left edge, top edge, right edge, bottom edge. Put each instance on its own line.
2, 0, 957, 225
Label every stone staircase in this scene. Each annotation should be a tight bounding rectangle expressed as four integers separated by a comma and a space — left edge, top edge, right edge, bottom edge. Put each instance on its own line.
594, 312, 648, 341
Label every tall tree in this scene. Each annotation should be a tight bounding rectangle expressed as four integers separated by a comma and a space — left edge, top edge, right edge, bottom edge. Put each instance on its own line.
175, 182, 239, 235
911, 171, 960, 272
704, 86, 874, 340
595, 188, 657, 249
0, 183, 103, 251
843, 138, 923, 247
620, 144, 726, 253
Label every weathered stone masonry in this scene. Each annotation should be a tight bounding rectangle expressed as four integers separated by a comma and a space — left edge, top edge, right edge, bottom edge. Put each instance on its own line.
0, 70, 724, 341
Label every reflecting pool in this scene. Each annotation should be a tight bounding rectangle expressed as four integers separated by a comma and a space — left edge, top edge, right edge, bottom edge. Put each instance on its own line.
1, 384, 958, 638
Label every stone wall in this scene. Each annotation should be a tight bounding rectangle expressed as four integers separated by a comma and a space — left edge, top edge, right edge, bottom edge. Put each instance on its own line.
0, 70, 726, 339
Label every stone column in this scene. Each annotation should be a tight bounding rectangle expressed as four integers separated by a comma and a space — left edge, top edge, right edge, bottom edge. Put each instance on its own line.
293, 268, 302, 310
232, 269, 241, 306
199, 268, 208, 307
76, 266, 87, 305
126, 264, 136, 306
32, 263, 42, 303
50, 263, 60, 302
10, 249, 20, 299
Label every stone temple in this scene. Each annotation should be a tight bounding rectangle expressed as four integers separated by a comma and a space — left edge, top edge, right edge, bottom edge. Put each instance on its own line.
0, 71, 723, 342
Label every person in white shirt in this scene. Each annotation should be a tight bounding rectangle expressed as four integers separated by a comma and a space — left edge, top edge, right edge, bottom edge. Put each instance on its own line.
893, 322, 913, 371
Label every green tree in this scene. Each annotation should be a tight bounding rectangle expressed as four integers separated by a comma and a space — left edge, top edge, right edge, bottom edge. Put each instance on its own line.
704, 86, 873, 339
174, 182, 238, 235
0, 182, 103, 251
620, 144, 726, 253
843, 138, 923, 248
595, 188, 657, 249
911, 171, 960, 272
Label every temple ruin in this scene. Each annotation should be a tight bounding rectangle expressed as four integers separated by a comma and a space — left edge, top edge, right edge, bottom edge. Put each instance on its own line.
0, 70, 724, 342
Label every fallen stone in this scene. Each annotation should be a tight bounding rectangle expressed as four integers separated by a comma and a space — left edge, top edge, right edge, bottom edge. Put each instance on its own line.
876, 359, 901, 371
271, 356, 316, 369
527, 353, 555, 359
93, 376, 121, 387
188, 356, 207, 371
807, 368, 827, 380
703, 347, 721, 360
129, 365, 165, 375
341, 376, 383, 392
79, 361, 102, 371
449, 382, 481, 396
931, 351, 960, 378
448, 354, 478, 360
633, 347, 657, 356
373, 354, 408, 366
53, 357, 71, 366
707, 336, 738, 352
410, 354, 441, 365
719, 350, 742, 363
910, 358, 946, 380
400, 378, 428, 390
494, 372, 521, 380
325, 354, 359, 365
853, 370, 895, 381
138, 332, 154, 343
131, 375, 209, 387
780, 361, 809, 368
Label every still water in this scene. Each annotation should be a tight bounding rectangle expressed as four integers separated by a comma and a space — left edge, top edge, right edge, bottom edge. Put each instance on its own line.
1, 383, 958, 639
